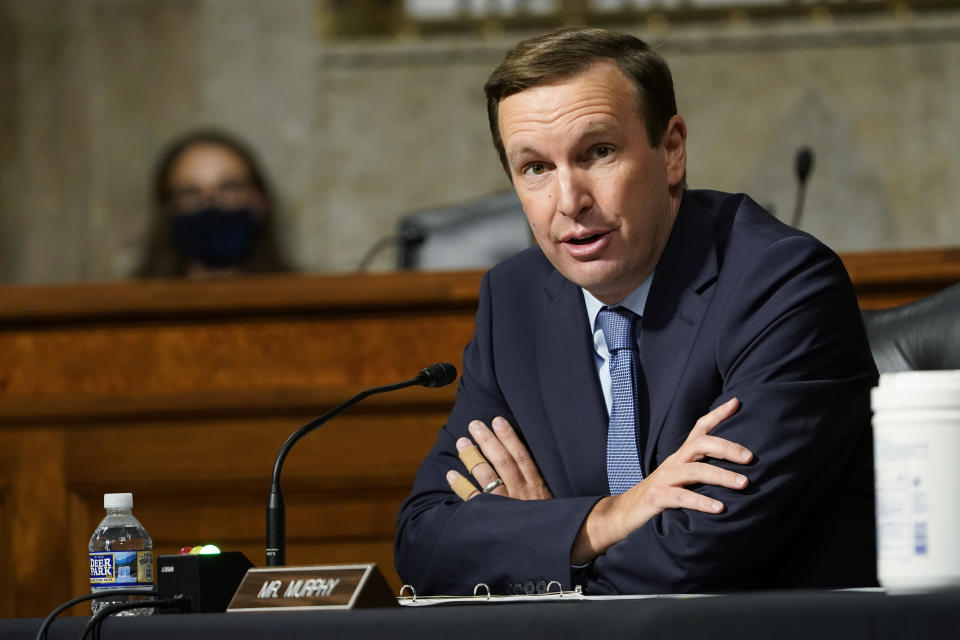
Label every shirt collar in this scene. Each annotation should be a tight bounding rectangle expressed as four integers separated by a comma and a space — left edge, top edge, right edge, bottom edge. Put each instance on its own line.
582, 273, 654, 333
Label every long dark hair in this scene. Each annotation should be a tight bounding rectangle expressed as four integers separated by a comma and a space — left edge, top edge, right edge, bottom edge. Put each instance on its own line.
135, 128, 290, 278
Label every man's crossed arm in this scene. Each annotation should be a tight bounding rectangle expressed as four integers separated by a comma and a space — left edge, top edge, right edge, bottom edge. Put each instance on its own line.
445, 398, 753, 564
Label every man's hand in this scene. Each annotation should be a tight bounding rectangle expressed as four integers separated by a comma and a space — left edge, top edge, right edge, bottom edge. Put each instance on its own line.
572, 397, 752, 564
446, 416, 553, 501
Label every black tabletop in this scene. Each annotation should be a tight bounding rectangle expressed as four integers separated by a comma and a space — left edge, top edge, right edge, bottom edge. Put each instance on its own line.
9, 588, 959, 640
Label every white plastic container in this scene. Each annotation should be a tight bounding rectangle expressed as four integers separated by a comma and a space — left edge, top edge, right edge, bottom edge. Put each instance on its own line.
871, 370, 960, 592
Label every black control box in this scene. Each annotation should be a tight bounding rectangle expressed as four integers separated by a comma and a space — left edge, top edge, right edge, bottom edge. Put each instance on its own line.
158, 552, 253, 613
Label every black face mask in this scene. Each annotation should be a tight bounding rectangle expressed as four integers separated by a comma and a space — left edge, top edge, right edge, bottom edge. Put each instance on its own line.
171, 207, 261, 268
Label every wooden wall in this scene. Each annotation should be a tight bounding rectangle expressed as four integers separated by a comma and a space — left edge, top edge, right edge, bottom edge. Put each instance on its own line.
0, 247, 958, 618
0, 270, 481, 618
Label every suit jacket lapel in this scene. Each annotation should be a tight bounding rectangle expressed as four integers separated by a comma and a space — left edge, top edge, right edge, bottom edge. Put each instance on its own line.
536, 269, 610, 496
640, 193, 718, 473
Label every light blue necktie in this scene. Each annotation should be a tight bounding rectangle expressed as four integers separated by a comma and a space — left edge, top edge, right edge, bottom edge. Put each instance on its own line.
597, 307, 644, 494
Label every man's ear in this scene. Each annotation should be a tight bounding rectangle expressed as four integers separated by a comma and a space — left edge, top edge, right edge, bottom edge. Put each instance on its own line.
662, 115, 687, 188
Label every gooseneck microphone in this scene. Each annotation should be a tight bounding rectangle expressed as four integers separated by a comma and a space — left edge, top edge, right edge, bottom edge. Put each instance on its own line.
356, 225, 426, 272
266, 362, 458, 566
790, 146, 815, 228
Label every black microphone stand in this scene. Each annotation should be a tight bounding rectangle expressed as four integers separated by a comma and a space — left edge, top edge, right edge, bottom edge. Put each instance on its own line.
791, 147, 814, 229
356, 226, 426, 272
266, 363, 456, 566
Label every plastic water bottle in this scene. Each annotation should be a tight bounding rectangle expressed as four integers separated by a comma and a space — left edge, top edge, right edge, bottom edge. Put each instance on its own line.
88, 493, 154, 616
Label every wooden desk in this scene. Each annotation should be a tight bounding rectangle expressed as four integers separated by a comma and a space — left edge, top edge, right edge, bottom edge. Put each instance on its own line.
0, 247, 957, 618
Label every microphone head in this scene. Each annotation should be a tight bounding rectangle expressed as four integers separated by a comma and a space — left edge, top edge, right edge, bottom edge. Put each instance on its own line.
795, 147, 814, 184
400, 223, 426, 246
417, 362, 458, 388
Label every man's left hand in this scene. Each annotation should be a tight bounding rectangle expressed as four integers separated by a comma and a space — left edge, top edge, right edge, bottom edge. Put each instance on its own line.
446, 417, 554, 501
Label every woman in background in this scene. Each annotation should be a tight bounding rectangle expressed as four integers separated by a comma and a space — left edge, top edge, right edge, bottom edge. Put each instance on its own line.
136, 129, 290, 278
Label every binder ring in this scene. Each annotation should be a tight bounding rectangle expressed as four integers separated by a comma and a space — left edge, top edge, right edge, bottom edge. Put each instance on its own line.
546, 580, 562, 595
473, 583, 491, 599
399, 584, 416, 601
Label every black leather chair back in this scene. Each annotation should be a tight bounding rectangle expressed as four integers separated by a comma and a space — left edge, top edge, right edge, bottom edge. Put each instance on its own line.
397, 190, 531, 270
862, 282, 960, 374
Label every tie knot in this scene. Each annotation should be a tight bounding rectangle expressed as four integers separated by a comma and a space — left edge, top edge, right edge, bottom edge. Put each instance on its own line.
597, 307, 638, 353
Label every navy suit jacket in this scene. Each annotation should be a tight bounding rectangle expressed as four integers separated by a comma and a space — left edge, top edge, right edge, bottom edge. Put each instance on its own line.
395, 190, 878, 595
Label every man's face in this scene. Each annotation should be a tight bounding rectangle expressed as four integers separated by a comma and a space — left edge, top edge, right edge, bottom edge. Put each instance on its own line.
498, 62, 686, 304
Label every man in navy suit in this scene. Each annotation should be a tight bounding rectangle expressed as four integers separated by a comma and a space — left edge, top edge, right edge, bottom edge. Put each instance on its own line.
395, 27, 877, 595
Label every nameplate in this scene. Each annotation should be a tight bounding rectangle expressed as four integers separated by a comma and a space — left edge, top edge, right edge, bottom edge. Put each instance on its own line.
226, 563, 398, 612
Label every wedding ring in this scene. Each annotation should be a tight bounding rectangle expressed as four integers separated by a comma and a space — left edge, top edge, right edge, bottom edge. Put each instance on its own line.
482, 478, 503, 494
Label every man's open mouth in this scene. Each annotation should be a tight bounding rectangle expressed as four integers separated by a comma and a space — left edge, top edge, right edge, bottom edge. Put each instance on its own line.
567, 232, 605, 245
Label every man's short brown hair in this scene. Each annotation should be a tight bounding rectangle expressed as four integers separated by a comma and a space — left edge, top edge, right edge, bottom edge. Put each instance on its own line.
484, 27, 678, 176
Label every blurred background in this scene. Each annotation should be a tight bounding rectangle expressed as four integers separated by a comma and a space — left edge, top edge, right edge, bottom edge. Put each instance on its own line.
1, 0, 958, 284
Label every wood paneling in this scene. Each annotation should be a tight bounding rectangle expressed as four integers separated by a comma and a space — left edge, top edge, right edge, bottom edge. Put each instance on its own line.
0, 252, 957, 617
0, 270, 481, 617
840, 246, 960, 309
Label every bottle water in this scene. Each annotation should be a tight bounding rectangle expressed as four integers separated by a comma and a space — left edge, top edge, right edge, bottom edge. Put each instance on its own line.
88, 493, 154, 616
